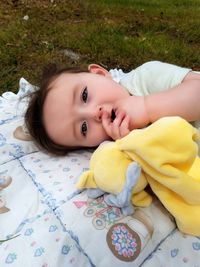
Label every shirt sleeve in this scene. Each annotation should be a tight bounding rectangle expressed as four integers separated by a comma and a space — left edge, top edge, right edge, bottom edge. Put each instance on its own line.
120, 61, 191, 96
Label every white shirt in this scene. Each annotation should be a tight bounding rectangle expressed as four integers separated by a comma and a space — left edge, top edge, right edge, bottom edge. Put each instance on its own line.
119, 61, 191, 96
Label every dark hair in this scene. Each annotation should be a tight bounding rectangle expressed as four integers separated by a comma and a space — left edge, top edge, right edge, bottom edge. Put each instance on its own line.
24, 64, 89, 156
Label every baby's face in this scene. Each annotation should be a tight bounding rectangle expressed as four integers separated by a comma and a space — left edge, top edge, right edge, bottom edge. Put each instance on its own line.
43, 69, 129, 148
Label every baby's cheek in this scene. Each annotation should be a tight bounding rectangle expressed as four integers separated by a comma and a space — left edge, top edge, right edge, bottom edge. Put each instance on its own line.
89, 125, 109, 146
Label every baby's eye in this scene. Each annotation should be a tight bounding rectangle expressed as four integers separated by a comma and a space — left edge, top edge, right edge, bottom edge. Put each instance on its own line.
82, 87, 88, 103
81, 121, 87, 137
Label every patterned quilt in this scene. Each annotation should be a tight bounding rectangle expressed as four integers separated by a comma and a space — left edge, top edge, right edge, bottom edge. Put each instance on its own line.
0, 79, 200, 267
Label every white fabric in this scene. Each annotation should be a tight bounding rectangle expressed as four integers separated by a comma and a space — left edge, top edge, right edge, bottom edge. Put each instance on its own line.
109, 68, 125, 83
118, 61, 191, 96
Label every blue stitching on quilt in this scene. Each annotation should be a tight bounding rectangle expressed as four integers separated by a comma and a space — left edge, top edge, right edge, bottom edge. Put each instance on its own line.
139, 227, 177, 266
16, 157, 96, 267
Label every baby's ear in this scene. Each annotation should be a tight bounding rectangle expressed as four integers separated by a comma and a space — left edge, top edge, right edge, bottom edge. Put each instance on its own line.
88, 64, 111, 78
76, 170, 98, 189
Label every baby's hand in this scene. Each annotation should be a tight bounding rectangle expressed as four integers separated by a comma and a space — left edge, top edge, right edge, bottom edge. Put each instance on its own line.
102, 109, 131, 140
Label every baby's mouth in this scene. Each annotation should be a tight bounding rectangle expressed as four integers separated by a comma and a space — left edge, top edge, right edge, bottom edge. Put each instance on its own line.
111, 109, 116, 122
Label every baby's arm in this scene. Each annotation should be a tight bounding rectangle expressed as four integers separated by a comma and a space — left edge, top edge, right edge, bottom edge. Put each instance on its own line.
102, 73, 200, 140
183, 71, 200, 82
145, 78, 200, 123
145, 70, 200, 122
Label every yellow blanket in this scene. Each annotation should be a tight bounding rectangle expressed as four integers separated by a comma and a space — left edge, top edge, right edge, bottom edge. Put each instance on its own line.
77, 117, 200, 235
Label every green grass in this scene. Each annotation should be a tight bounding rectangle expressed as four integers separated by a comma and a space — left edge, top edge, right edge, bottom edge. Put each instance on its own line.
0, 0, 200, 94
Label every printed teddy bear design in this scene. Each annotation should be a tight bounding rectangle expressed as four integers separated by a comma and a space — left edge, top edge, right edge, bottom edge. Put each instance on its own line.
0, 176, 12, 214
13, 124, 32, 141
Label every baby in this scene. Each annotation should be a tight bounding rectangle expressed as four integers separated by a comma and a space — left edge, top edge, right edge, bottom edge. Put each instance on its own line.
24, 61, 200, 155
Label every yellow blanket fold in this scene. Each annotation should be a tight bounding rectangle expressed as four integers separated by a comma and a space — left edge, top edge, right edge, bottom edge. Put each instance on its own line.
77, 117, 200, 236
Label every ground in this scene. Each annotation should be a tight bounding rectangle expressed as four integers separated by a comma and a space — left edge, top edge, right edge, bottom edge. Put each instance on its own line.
0, 0, 200, 93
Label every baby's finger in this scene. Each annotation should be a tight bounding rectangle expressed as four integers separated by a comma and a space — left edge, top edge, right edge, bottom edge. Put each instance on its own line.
112, 110, 126, 127
102, 112, 113, 138
110, 111, 126, 139
119, 115, 130, 137
102, 112, 121, 140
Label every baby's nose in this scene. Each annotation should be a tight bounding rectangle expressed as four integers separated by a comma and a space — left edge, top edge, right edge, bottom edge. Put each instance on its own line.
94, 107, 103, 122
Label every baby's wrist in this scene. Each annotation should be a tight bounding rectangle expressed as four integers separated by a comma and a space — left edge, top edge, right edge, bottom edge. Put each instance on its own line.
142, 96, 151, 125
